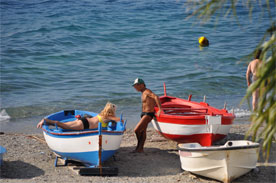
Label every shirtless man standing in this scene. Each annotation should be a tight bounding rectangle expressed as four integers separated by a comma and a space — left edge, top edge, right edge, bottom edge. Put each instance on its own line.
132, 78, 162, 153
246, 49, 262, 111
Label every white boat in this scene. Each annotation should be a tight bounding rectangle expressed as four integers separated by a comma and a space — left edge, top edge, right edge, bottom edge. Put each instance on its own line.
178, 140, 259, 183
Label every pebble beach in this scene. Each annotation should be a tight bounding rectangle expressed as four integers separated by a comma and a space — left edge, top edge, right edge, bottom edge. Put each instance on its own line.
1, 120, 275, 183
1, 1, 275, 183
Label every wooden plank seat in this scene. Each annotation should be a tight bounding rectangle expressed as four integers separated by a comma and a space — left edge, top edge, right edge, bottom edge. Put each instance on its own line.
163, 108, 208, 111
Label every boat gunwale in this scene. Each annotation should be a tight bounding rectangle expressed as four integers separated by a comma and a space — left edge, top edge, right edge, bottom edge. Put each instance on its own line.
42, 109, 126, 136
42, 127, 125, 136
158, 113, 235, 119
177, 143, 260, 152
154, 115, 234, 125
156, 95, 235, 119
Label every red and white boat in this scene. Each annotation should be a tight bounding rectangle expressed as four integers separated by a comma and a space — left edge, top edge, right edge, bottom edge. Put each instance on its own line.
152, 84, 235, 146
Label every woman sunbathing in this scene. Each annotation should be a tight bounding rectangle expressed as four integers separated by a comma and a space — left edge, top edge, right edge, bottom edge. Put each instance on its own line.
37, 102, 122, 130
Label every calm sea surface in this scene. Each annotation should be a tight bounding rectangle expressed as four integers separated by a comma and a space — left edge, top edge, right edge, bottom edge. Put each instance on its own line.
1, 0, 275, 132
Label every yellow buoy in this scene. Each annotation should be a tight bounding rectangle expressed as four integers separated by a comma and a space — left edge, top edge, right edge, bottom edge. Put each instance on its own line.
198, 36, 209, 47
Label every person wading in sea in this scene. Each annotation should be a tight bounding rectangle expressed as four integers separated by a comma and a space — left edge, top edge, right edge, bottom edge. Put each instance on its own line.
132, 78, 162, 153
246, 49, 262, 111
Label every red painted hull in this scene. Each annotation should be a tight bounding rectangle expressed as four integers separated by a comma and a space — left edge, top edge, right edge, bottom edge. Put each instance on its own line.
155, 130, 227, 146
153, 95, 235, 146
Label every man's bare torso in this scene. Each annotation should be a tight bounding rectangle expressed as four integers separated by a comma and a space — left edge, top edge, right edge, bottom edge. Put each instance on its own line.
141, 89, 156, 112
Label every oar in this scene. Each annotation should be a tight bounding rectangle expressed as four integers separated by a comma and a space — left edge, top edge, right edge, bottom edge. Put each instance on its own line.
120, 113, 123, 122
78, 122, 118, 176
163, 82, 167, 96
123, 119, 127, 130
98, 122, 103, 175
120, 113, 127, 130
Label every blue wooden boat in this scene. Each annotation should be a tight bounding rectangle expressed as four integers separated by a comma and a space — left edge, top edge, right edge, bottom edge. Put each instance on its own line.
41, 110, 126, 172
0, 146, 6, 166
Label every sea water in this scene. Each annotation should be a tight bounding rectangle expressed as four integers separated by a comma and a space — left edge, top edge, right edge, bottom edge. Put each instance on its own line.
1, 0, 274, 132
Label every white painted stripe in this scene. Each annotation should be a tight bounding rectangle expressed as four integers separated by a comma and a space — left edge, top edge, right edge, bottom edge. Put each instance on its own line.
206, 115, 221, 125
151, 119, 231, 135
102, 134, 123, 151
43, 132, 123, 153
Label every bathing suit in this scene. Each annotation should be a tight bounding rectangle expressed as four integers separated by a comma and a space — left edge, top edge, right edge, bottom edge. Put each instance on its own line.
80, 117, 89, 129
252, 75, 258, 83
141, 112, 155, 119
97, 115, 108, 127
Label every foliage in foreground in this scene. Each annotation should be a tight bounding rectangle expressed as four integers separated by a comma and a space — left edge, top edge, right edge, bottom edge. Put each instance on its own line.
185, 0, 276, 161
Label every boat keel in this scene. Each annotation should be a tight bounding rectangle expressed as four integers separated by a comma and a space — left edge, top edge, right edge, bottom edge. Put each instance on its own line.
76, 166, 118, 176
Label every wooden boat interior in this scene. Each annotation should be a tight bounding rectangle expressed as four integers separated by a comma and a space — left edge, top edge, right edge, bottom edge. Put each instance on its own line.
178, 140, 260, 151
160, 96, 210, 116
44, 110, 125, 134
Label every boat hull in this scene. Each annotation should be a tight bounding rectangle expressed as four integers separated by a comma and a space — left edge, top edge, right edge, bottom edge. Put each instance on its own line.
41, 110, 125, 166
43, 131, 123, 165
153, 95, 235, 146
178, 140, 259, 183
152, 118, 231, 146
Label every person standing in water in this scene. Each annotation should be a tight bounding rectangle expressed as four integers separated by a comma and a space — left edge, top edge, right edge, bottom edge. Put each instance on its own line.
132, 78, 162, 153
246, 49, 262, 111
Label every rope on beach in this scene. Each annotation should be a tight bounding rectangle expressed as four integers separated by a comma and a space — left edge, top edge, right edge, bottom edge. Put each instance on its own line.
3, 133, 47, 144
26, 135, 47, 144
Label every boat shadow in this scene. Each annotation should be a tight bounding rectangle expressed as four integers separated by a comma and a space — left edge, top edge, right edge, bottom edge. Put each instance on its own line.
104, 146, 182, 177
0, 160, 44, 179
212, 132, 246, 145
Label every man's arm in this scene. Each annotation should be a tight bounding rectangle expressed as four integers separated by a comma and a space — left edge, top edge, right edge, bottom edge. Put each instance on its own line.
246, 63, 251, 86
147, 91, 162, 117
154, 95, 162, 117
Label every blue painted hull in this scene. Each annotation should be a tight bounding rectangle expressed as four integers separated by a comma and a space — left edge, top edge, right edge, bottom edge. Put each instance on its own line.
54, 149, 116, 166
41, 110, 126, 166
0, 146, 6, 166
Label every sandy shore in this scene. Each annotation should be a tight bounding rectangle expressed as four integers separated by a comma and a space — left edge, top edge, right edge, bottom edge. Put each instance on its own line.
1, 124, 275, 183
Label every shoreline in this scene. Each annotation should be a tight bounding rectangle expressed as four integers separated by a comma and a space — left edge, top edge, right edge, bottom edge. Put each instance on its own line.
1, 123, 275, 183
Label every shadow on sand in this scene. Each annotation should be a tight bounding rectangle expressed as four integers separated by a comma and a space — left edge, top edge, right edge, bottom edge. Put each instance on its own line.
0, 160, 44, 179
104, 146, 181, 177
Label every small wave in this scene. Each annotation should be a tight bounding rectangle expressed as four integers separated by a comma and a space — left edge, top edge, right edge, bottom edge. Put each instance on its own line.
233, 108, 252, 118
0, 109, 11, 122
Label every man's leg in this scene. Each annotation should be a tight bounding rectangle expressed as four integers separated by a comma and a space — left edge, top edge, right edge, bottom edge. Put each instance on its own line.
134, 115, 152, 153
252, 88, 259, 111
